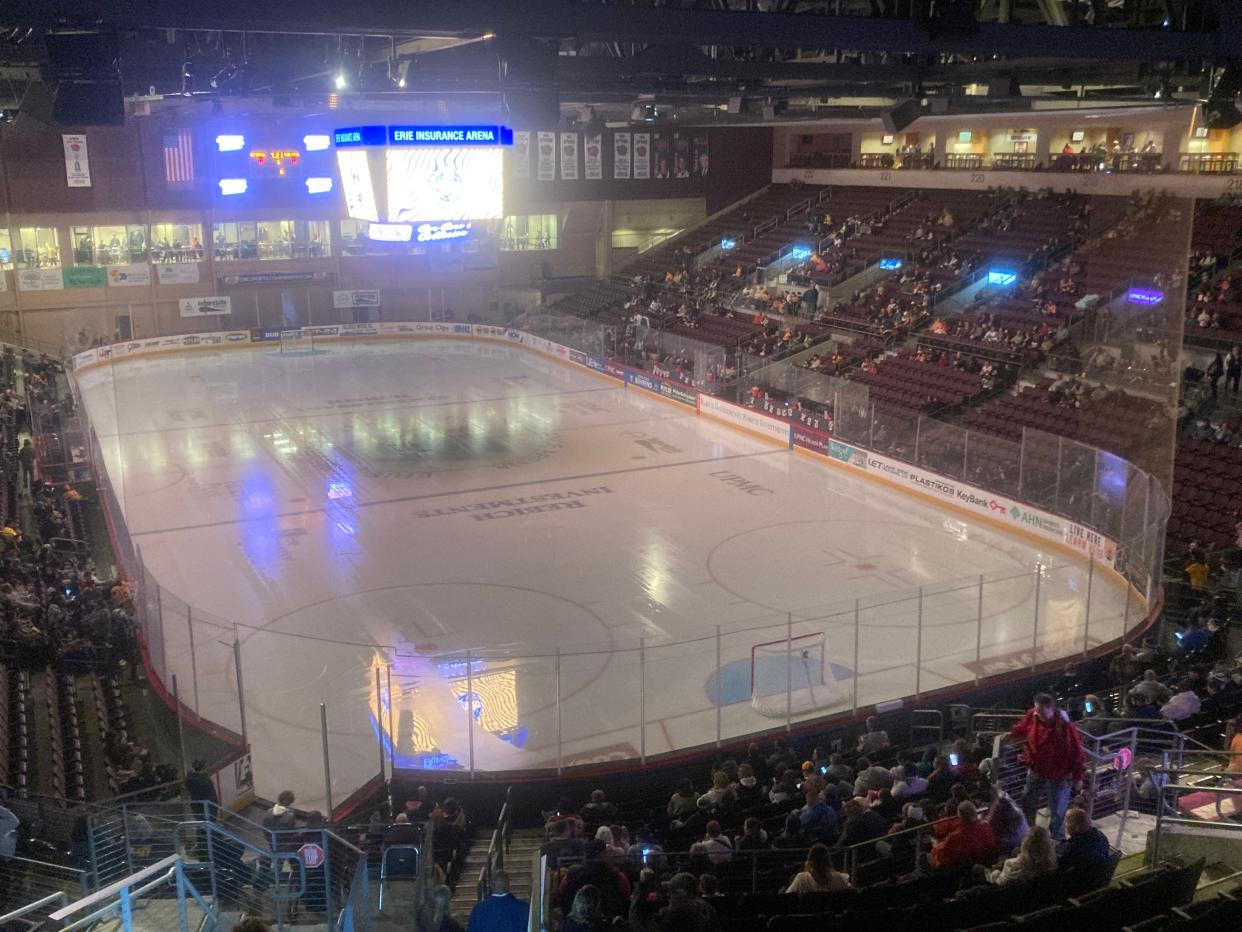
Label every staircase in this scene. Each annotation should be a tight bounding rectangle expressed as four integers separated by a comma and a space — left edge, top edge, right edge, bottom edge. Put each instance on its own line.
449, 827, 544, 923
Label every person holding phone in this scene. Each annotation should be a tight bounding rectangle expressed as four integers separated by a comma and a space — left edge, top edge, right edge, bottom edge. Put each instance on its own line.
1010, 693, 1085, 841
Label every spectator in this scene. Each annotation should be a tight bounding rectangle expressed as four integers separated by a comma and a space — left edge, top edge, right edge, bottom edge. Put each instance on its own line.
594, 827, 626, 868
628, 825, 666, 872
558, 840, 630, 919
785, 843, 851, 894
837, 797, 889, 855
667, 780, 698, 824
771, 812, 808, 849
892, 763, 928, 799
930, 801, 996, 871
857, 716, 890, 756
416, 884, 464, 932
734, 763, 764, 808
656, 872, 719, 932
743, 743, 769, 783
852, 756, 893, 796
406, 786, 436, 823
1184, 553, 1210, 589
561, 885, 607, 932
184, 759, 218, 812
17, 439, 35, 492
824, 753, 853, 785
1011, 692, 1084, 840
735, 816, 770, 851
769, 770, 801, 805
985, 825, 1058, 886
1079, 694, 1111, 736
383, 813, 422, 848
1130, 670, 1171, 706
628, 869, 662, 932
1055, 809, 1111, 880
986, 790, 1029, 858
542, 817, 584, 867
1227, 713, 1242, 779
581, 790, 618, 829
799, 785, 839, 843
1160, 681, 1202, 721
696, 772, 735, 811
690, 821, 733, 865
925, 755, 957, 803
263, 791, 298, 832
467, 869, 528, 932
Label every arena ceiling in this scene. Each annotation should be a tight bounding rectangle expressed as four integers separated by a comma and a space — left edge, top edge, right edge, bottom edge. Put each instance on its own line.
0, 0, 1239, 123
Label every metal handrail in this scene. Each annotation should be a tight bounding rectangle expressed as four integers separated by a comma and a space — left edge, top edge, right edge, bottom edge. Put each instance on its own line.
477, 786, 514, 901
48, 853, 181, 921
0, 891, 70, 926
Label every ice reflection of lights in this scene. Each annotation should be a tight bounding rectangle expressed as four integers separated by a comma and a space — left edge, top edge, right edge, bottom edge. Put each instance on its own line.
239, 474, 281, 573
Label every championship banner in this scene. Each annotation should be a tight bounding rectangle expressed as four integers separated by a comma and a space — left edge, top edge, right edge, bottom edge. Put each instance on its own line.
559, 132, 579, 181
584, 133, 602, 180
613, 132, 631, 179
512, 131, 531, 179
62, 134, 92, 187
633, 133, 650, 179
536, 132, 556, 181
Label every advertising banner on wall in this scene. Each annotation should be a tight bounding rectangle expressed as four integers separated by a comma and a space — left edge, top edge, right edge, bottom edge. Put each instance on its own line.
536, 132, 556, 181
16, 268, 65, 291
332, 289, 381, 309
64, 266, 108, 289
511, 131, 531, 179
559, 132, 579, 181
62, 134, 92, 187
179, 296, 232, 317
632, 133, 651, 179
156, 264, 201, 285
584, 133, 602, 180
107, 265, 152, 287
613, 132, 632, 179
699, 395, 791, 446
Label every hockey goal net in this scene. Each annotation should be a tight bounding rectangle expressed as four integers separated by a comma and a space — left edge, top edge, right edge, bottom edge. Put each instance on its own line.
280, 330, 314, 354
750, 631, 845, 718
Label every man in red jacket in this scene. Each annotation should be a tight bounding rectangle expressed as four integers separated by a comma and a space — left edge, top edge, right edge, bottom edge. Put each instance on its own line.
1010, 693, 1084, 841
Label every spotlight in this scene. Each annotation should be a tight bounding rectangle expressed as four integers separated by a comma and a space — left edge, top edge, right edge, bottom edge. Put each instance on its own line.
389, 58, 410, 89
334, 72, 347, 90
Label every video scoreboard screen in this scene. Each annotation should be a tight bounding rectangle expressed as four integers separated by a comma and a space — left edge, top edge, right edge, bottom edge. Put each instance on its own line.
333, 124, 511, 238
386, 148, 503, 224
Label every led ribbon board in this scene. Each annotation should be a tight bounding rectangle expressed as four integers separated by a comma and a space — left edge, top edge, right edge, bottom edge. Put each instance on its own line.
1126, 288, 1164, 305
879, 258, 903, 270
988, 270, 1018, 286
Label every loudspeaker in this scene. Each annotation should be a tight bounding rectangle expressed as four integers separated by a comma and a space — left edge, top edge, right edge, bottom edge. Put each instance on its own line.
53, 80, 126, 126
44, 31, 119, 77
12, 81, 56, 132
881, 98, 921, 134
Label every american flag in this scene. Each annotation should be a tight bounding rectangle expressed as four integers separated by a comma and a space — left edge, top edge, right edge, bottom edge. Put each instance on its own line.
162, 129, 195, 184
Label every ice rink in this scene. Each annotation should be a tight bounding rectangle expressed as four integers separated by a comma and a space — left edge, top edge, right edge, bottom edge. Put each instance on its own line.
75, 339, 1137, 810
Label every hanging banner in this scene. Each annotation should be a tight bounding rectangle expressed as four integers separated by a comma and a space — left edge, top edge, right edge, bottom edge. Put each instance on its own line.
511, 131, 531, 179
156, 263, 201, 285
584, 133, 602, 180
107, 265, 152, 287
633, 133, 650, 179
613, 132, 631, 179
559, 132, 579, 181
536, 132, 556, 181
62, 134, 92, 188
653, 134, 671, 179
17, 268, 64, 291
691, 133, 710, 177
673, 133, 691, 178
